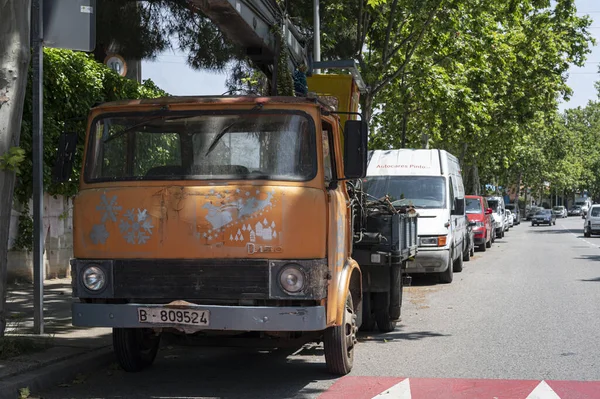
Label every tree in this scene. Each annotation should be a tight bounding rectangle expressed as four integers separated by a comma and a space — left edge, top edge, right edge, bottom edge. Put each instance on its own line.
0, 0, 31, 336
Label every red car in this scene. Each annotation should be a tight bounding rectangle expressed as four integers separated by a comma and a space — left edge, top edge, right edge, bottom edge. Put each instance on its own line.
465, 195, 494, 251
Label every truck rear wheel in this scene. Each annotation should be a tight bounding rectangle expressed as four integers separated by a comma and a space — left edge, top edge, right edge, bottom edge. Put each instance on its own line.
324, 293, 356, 375
358, 294, 376, 332
374, 292, 398, 333
113, 328, 160, 372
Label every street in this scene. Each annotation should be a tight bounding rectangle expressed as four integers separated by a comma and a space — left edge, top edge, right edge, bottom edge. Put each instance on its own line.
39, 217, 600, 398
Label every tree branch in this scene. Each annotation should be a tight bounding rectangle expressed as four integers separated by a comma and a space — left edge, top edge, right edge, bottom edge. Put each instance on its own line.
372, 0, 443, 96
382, 0, 399, 64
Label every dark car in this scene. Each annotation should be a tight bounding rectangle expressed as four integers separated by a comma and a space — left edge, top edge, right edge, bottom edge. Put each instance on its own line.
526, 206, 542, 221
531, 209, 556, 226
568, 205, 582, 216
505, 203, 521, 225
465, 195, 494, 251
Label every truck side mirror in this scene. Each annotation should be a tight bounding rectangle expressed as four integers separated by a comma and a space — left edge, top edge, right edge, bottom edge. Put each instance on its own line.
52, 132, 78, 183
343, 120, 368, 179
451, 198, 465, 215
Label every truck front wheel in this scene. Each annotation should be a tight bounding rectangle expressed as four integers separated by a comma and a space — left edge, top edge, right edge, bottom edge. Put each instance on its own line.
324, 293, 356, 375
113, 328, 160, 372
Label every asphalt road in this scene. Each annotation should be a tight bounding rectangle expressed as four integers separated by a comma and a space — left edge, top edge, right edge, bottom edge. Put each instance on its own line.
39, 216, 600, 398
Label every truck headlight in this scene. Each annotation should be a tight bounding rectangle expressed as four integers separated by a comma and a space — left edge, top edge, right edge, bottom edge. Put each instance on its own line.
82, 266, 106, 291
278, 264, 305, 293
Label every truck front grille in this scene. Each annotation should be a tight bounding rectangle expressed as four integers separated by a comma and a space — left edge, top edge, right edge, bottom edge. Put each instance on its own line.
112, 259, 269, 300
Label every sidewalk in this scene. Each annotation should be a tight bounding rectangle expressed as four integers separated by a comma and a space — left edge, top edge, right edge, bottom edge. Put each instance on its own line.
0, 279, 114, 399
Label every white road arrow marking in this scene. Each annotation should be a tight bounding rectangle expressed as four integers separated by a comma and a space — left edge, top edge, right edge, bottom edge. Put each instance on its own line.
526, 381, 561, 399
372, 378, 411, 399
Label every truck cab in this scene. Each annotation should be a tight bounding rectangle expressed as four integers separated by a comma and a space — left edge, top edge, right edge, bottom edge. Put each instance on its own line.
60, 94, 371, 375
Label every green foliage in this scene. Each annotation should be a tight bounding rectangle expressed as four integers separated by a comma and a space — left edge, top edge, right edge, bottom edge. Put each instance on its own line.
0, 147, 26, 174
16, 48, 167, 206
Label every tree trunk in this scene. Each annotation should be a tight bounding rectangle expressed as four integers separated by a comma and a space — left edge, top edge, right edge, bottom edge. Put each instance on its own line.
0, 0, 32, 336
362, 91, 374, 128
472, 163, 480, 195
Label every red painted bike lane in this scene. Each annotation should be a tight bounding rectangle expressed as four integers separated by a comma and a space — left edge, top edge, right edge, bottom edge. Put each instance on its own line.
318, 376, 600, 398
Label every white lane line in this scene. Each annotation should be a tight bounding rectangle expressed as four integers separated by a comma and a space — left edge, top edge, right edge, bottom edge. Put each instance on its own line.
526, 380, 561, 399
558, 223, 597, 247
372, 378, 412, 398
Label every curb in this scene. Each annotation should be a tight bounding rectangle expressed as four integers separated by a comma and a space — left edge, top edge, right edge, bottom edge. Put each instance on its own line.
0, 346, 114, 399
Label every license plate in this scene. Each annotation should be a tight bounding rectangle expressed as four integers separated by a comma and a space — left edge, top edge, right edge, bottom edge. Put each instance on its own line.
138, 307, 209, 326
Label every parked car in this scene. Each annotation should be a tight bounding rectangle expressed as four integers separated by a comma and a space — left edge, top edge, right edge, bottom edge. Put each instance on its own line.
505, 203, 521, 225
568, 205, 582, 217
487, 196, 506, 238
464, 215, 475, 261
552, 205, 567, 218
506, 210, 514, 228
465, 195, 494, 251
531, 209, 556, 226
584, 205, 600, 237
526, 206, 542, 220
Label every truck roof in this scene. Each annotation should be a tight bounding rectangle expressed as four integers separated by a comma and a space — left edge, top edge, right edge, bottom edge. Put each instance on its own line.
92, 95, 323, 110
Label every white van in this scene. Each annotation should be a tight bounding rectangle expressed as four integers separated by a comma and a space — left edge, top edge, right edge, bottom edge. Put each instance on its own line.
486, 196, 506, 238
364, 149, 467, 284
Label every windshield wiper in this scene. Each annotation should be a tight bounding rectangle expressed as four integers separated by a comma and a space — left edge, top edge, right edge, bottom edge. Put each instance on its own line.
205, 103, 264, 157
205, 119, 239, 156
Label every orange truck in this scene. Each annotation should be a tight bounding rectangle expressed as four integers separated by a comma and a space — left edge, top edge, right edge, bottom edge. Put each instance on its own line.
53, 73, 417, 375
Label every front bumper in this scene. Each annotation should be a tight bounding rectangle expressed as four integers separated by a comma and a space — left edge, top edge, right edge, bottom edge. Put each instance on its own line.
72, 302, 327, 331
405, 248, 450, 273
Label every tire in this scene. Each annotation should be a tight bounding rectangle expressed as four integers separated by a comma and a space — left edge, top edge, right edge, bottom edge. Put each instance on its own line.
463, 245, 470, 262
113, 328, 160, 372
324, 293, 357, 375
470, 245, 475, 257
500, 229, 505, 238
358, 294, 376, 332
439, 253, 454, 284
453, 251, 464, 272
374, 292, 397, 333
532, 223, 536, 227
479, 243, 486, 251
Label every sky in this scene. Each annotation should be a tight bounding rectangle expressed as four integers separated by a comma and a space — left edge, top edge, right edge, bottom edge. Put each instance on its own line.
141, 0, 600, 111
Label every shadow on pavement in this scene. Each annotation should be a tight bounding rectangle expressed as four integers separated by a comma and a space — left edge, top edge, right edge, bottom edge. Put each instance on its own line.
527, 227, 575, 234
358, 325, 450, 343
575, 254, 600, 262
41, 345, 336, 399
580, 277, 600, 282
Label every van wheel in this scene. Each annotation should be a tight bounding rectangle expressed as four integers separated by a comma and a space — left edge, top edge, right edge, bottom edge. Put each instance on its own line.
324, 293, 356, 375
479, 243, 487, 252
373, 292, 397, 333
453, 252, 463, 272
439, 255, 454, 284
113, 328, 160, 372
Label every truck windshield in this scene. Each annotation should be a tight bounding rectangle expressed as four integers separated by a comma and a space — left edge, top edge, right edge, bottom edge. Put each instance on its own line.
362, 176, 446, 208
84, 112, 316, 182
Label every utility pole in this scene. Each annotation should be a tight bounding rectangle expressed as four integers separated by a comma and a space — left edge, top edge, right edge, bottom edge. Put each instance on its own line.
32, 0, 44, 335
313, 0, 321, 74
